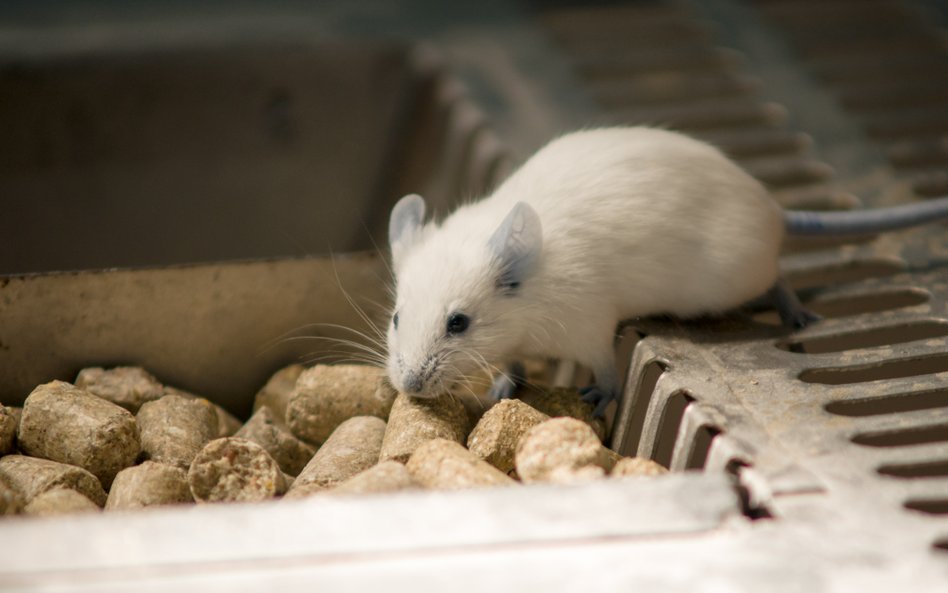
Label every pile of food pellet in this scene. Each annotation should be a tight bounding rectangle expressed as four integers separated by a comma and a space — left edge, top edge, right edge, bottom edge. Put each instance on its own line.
0, 364, 666, 518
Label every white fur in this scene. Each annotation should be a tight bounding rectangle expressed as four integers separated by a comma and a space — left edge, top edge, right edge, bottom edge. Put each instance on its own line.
386, 127, 784, 396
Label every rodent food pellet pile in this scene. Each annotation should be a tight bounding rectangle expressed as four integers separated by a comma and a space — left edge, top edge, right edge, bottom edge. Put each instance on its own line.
0, 364, 666, 518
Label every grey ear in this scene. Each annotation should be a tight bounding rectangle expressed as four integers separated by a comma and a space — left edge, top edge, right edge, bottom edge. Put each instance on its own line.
488, 202, 542, 291
389, 194, 427, 266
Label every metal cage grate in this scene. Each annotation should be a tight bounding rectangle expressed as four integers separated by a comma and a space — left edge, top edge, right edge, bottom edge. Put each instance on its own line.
536, 0, 948, 564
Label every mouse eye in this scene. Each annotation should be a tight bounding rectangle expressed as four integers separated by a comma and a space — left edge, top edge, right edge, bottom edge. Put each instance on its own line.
392, 312, 399, 330
446, 312, 470, 335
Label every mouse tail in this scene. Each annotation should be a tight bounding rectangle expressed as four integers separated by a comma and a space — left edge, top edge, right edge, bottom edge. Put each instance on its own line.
783, 195, 948, 236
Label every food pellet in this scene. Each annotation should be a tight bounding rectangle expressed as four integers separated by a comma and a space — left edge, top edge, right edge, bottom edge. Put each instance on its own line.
455, 391, 490, 428
106, 461, 194, 510
23, 488, 101, 517
286, 364, 397, 446
0, 405, 17, 455
281, 482, 322, 499
0, 364, 673, 521
137, 394, 219, 470
515, 417, 614, 484
214, 408, 243, 438
234, 407, 315, 476
75, 366, 165, 414
467, 399, 550, 474
603, 448, 623, 472
517, 385, 606, 441
290, 416, 386, 495
188, 437, 286, 503
611, 456, 668, 477
548, 465, 607, 483
327, 460, 418, 496
253, 364, 304, 423
406, 438, 516, 490
379, 392, 470, 463
0, 455, 107, 506
17, 381, 140, 488
163, 386, 242, 438
0, 474, 24, 515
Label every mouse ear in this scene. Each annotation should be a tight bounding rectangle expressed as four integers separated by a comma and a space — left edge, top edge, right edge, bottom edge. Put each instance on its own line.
389, 194, 427, 267
488, 202, 542, 291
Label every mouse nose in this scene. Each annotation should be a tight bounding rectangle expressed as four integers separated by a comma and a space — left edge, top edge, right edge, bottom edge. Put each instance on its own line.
402, 370, 424, 394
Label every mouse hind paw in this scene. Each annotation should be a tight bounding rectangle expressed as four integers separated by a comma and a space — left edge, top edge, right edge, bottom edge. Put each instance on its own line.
784, 306, 822, 330
768, 278, 822, 330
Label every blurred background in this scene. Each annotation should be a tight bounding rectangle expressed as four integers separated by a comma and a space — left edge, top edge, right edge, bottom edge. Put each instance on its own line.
2, 0, 947, 273
0, 0, 593, 274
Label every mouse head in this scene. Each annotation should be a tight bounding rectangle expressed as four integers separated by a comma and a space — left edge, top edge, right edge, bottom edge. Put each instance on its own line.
385, 194, 542, 397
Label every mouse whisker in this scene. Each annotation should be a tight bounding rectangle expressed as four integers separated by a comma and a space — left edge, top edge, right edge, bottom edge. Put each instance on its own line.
358, 295, 395, 317
453, 348, 505, 388
296, 338, 387, 368
299, 354, 382, 367
357, 218, 397, 286
294, 333, 385, 357
288, 322, 387, 351
329, 256, 388, 343
255, 322, 343, 355
298, 343, 386, 363
256, 321, 388, 362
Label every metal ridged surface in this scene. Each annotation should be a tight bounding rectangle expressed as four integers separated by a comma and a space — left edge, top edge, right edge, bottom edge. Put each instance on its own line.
537, 0, 948, 564
539, 1, 844, 217
753, 0, 948, 200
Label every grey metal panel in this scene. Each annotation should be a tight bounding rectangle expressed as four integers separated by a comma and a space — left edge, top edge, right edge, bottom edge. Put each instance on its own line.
0, 474, 742, 590
0, 253, 388, 416
0, 42, 424, 274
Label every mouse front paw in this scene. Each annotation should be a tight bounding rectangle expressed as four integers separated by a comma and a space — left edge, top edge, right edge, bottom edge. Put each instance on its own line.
487, 361, 526, 400
488, 374, 518, 400
579, 385, 616, 418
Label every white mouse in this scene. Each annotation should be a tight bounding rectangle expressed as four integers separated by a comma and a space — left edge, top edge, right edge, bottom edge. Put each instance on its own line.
385, 126, 948, 415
